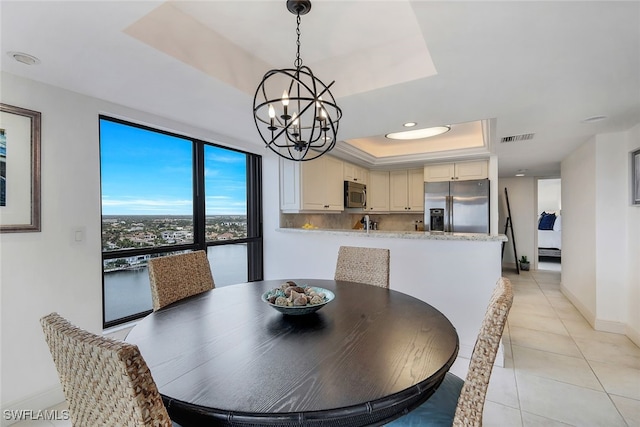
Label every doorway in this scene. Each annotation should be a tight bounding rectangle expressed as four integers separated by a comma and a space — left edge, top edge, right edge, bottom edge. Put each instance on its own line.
536, 178, 561, 271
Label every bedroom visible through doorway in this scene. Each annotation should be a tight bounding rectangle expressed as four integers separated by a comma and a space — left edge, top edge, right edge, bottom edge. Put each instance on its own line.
537, 178, 561, 271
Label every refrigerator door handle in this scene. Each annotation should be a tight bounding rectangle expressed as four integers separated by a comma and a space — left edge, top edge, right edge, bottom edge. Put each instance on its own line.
445, 195, 452, 232
449, 196, 453, 232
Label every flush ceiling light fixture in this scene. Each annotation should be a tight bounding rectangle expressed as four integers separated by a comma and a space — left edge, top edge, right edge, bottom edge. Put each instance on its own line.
253, 0, 342, 162
385, 125, 451, 141
7, 51, 40, 65
582, 115, 608, 123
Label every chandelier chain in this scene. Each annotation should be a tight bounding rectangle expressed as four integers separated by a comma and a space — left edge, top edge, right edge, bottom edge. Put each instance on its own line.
294, 14, 302, 69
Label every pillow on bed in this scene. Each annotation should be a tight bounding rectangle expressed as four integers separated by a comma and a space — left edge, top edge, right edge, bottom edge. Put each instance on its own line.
553, 215, 562, 231
538, 212, 556, 230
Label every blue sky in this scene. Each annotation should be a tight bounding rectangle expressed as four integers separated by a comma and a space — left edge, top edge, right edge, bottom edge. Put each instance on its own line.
100, 119, 246, 216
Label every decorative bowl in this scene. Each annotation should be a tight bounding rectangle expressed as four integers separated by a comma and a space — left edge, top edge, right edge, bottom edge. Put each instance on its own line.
261, 286, 335, 316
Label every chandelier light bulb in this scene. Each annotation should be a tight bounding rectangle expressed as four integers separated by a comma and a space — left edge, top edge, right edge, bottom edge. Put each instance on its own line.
268, 104, 276, 130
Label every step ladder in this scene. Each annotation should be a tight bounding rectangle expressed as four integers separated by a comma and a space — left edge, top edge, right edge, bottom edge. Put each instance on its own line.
501, 187, 519, 274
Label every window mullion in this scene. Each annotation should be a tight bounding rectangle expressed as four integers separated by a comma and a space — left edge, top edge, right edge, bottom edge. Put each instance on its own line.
194, 141, 206, 250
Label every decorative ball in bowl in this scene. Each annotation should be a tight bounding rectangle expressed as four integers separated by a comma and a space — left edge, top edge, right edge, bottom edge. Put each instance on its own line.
262, 281, 335, 315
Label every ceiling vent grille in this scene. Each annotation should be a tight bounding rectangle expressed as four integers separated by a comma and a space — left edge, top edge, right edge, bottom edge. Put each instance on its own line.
500, 133, 535, 143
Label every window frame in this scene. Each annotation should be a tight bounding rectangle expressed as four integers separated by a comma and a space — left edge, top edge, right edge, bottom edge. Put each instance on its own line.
99, 116, 263, 328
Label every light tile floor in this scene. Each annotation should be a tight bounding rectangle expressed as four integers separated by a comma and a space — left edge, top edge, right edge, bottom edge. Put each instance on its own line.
450, 268, 640, 427
13, 269, 640, 426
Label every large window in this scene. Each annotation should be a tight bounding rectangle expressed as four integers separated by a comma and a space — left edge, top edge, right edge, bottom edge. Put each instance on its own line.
100, 117, 262, 328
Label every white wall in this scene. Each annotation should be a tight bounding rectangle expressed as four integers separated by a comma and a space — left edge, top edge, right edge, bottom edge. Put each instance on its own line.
537, 178, 561, 214
594, 132, 629, 332
561, 126, 640, 345
561, 139, 598, 324
627, 123, 640, 345
264, 230, 504, 362
497, 177, 536, 267
0, 72, 272, 421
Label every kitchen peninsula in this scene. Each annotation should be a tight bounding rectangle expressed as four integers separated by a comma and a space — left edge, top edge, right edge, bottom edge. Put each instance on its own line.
271, 155, 507, 363
268, 227, 508, 365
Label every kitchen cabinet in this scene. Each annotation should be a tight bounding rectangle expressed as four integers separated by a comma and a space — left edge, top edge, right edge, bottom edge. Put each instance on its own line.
366, 171, 389, 212
343, 162, 369, 185
423, 160, 488, 182
389, 169, 424, 212
280, 156, 344, 212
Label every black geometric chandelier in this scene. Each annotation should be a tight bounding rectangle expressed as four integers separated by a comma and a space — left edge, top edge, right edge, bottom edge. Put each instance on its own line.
253, 0, 342, 162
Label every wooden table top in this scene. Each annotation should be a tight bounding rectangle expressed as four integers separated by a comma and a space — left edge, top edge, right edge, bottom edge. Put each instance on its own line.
125, 279, 459, 426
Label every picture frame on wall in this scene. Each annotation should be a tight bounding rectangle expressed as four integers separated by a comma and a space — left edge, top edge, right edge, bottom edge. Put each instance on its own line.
634, 148, 640, 206
0, 103, 41, 232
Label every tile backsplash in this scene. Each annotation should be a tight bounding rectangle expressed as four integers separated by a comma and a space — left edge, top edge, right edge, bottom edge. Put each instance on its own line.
280, 212, 424, 231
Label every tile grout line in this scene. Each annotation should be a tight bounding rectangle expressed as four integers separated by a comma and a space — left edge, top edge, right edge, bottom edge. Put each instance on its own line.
507, 271, 576, 426
531, 271, 632, 427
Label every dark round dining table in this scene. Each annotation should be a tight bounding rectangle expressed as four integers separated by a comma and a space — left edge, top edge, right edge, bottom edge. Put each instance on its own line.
125, 279, 459, 426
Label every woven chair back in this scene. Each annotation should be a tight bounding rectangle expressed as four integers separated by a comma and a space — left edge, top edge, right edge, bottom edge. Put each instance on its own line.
453, 277, 514, 426
334, 246, 390, 288
148, 250, 215, 311
40, 313, 172, 427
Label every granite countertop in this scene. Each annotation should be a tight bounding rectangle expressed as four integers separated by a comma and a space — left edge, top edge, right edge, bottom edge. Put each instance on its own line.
277, 227, 508, 242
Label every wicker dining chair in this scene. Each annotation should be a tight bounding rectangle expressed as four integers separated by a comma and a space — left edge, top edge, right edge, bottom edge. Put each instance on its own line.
386, 277, 514, 427
334, 246, 390, 288
40, 312, 180, 427
148, 250, 215, 311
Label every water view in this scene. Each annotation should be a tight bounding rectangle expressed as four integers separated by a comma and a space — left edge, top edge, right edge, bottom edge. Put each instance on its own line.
104, 244, 248, 323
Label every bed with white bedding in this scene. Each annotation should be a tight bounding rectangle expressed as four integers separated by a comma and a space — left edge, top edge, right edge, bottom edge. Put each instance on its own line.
538, 213, 561, 258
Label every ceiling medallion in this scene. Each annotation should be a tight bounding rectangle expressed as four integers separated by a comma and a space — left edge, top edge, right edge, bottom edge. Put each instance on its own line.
253, 0, 342, 162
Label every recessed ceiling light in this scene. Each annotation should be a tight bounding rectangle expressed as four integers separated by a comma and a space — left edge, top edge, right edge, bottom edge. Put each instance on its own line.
582, 115, 607, 123
515, 173, 525, 177
386, 125, 451, 140
7, 51, 40, 65
403, 122, 417, 127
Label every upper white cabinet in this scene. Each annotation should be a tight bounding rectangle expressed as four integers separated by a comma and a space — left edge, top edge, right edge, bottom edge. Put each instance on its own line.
366, 171, 390, 212
343, 162, 369, 185
280, 156, 344, 212
389, 169, 424, 212
424, 160, 488, 182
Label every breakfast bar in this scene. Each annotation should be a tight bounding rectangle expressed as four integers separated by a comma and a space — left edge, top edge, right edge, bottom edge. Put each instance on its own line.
264, 228, 507, 363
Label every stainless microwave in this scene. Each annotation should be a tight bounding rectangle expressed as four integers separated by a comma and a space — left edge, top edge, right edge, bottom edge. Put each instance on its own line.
344, 181, 367, 208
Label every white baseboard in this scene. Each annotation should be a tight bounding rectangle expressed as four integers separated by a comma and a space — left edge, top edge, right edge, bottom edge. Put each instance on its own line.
1, 386, 65, 427
626, 325, 640, 349
560, 284, 596, 327
561, 284, 640, 346
595, 319, 627, 335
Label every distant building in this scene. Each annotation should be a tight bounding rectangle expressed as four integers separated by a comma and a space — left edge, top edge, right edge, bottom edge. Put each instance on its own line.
161, 230, 192, 240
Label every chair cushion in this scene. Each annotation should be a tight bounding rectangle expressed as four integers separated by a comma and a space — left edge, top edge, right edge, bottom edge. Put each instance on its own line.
386, 372, 464, 426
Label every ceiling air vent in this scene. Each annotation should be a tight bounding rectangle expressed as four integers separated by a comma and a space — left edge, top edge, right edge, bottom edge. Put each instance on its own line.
500, 133, 535, 143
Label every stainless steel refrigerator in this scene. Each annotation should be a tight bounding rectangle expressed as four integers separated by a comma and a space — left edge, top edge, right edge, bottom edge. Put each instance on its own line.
424, 179, 490, 233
